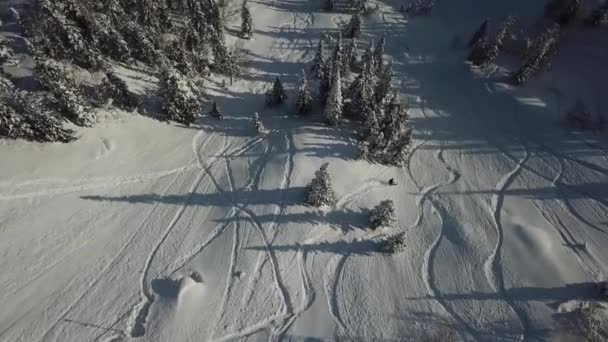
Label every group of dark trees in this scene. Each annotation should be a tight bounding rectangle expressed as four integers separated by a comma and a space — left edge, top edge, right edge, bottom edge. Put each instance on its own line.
1, 0, 255, 141
305, 162, 405, 252
466, 0, 608, 85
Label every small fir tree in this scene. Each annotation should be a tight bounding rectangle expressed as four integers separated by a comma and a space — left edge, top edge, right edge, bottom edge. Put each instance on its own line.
102, 71, 139, 110
513, 24, 560, 85
265, 77, 288, 107
158, 68, 200, 125
468, 19, 489, 48
241, 0, 253, 39
306, 163, 337, 206
324, 65, 343, 125
209, 101, 223, 119
311, 39, 326, 79
296, 70, 313, 115
369, 199, 396, 229
373, 33, 386, 71
344, 12, 361, 38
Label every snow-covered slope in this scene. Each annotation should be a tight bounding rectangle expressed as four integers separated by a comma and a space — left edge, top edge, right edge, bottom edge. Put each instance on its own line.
1, 1, 608, 341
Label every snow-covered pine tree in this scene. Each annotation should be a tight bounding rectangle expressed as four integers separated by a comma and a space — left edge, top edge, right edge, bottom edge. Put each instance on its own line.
34, 58, 93, 126
209, 101, 223, 119
344, 12, 361, 39
102, 71, 139, 110
346, 38, 358, 71
373, 33, 386, 71
0, 35, 14, 65
158, 68, 200, 125
324, 0, 335, 11
241, 0, 253, 39
296, 70, 313, 115
484, 16, 516, 66
383, 127, 412, 166
544, 0, 582, 26
513, 24, 560, 85
348, 57, 376, 119
369, 199, 396, 229
381, 233, 406, 253
585, 3, 608, 27
324, 65, 343, 125
468, 19, 489, 48
0, 75, 75, 142
305, 163, 337, 207
375, 60, 393, 105
310, 39, 326, 79
331, 33, 344, 76
361, 40, 374, 67
265, 77, 287, 107
253, 111, 264, 132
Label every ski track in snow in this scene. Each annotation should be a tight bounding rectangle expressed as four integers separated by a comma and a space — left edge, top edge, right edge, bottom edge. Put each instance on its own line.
484, 145, 530, 342
324, 254, 352, 339
35, 165, 189, 342
128, 131, 223, 337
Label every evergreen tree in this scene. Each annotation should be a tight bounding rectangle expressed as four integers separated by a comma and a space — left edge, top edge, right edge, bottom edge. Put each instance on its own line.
361, 40, 374, 67
484, 16, 516, 65
345, 38, 358, 71
344, 12, 361, 39
158, 68, 200, 125
324, 65, 343, 126
0, 75, 75, 142
253, 111, 264, 132
373, 33, 386, 71
319, 61, 332, 105
265, 77, 287, 107
513, 24, 560, 85
306, 163, 337, 207
468, 19, 489, 48
324, 0, 335, 11
369, 199, 396, 229
35, 58, 93, 126
209, 101, 223, 119
310, 39, 326, 79
296, 70, 313, 115
348, 58, 376, 119
241, 0, 253, 39
585, 3, 608, 27
544, 0, 582, 26
102, 71, 139, 110
375, 60, 393, 105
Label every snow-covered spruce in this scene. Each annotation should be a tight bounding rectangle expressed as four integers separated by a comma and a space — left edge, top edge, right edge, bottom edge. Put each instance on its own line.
345, 38, 358, 71
324, 0, 335, 11
252, 112, 264, 132
310, 39, 326, 79
344, 12, 361, 39
513, 24, 560, 85
305, 163, 337, 207
468, 16, 515, 67
373, 33, 386, 71
585, 4, 608, 27
347, 57, 376, 119
381, 233, 406, 254
544, 0, 582, 26
241, 0, 254, 39
468, 19, 489, 48
369, 199, 396, 229
324, 65, 343, 126
0, 76, 75, 142
265, 77, 287, 107
158, 68, 200, 125
209, 101, 224, 119
375, 60, 393, 105
102, 71, 139, 110
34, 58, 93, 126
295, 70, 313, 115
0, 35, 15, 65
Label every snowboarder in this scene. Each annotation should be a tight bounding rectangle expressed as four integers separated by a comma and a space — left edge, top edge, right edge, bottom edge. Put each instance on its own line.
388, 178, 396, 186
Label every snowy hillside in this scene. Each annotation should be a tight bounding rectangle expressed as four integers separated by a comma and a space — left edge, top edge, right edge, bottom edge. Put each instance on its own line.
2, 0, 608, 341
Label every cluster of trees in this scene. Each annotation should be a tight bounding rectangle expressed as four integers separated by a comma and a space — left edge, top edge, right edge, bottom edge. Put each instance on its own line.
466, 0, 608, 85
1, 0, 253, 141
305, 162, 405, 253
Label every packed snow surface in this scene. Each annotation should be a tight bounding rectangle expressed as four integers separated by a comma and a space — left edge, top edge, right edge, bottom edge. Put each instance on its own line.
1, 0, 608, 341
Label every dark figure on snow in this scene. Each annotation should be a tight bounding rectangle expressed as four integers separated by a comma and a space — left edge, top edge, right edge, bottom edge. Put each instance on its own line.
388, 178, 396, 186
